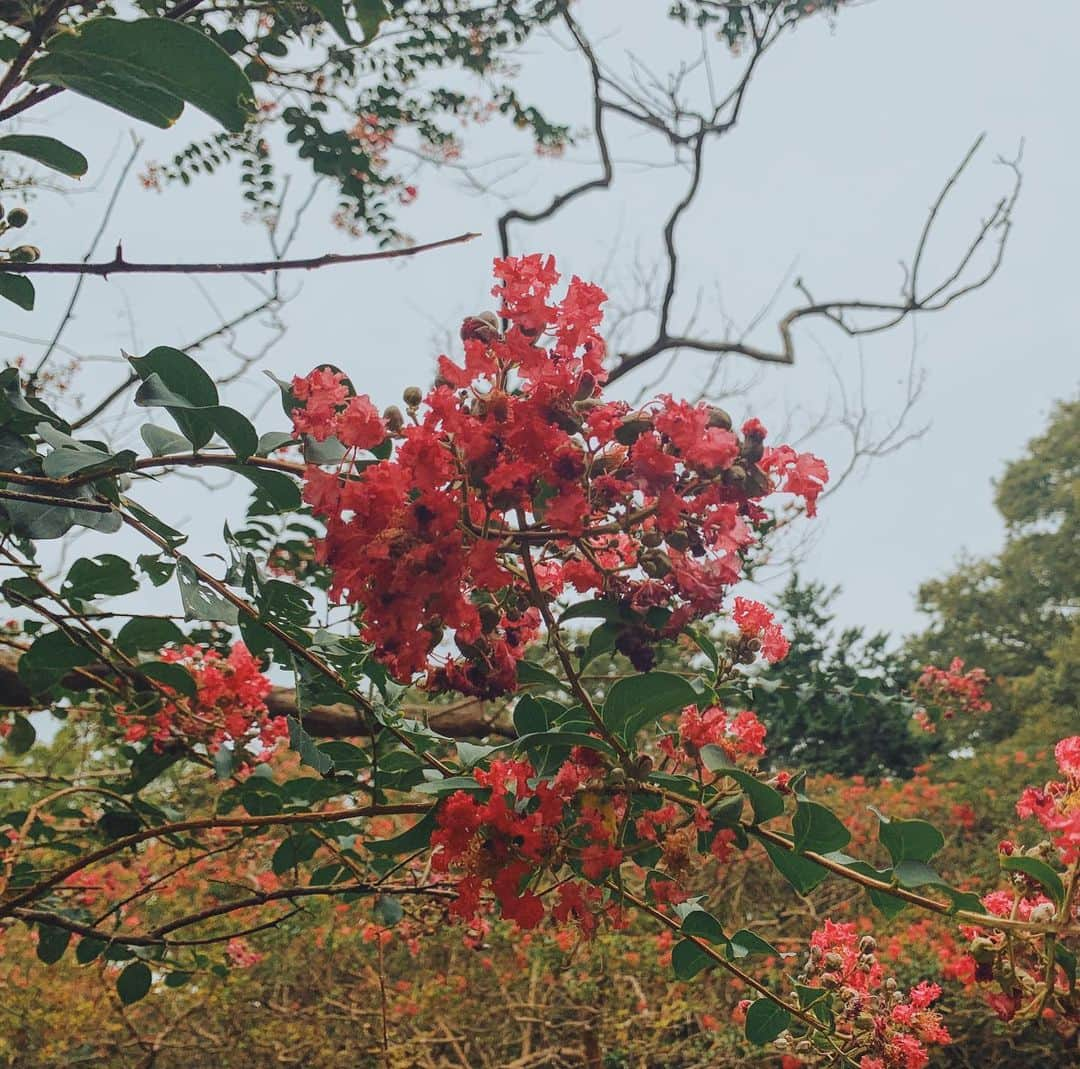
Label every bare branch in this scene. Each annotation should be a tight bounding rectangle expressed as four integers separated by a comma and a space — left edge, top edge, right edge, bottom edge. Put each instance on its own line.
0, 230, 480, 277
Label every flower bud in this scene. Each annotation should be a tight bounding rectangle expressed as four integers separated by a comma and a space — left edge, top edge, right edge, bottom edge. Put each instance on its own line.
574, 371, 597, 402
460, 310, 500, 344
639, 548, 672, 578
666, 529, 690, 552
382, 405, 404, 432
614, 415, 652, 446
9, 244, 40, 263
478, 604, 501, 634
6, 207, 28, 228
706, 407, 732, 430
640, 530, 663, 549
403, 385, 423, 407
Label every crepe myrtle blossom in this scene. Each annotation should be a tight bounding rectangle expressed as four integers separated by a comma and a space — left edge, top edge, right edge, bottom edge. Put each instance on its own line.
290, 255, 826, 697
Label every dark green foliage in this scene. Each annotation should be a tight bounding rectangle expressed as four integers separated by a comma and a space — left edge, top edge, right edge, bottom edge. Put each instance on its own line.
752, 575, 926, 778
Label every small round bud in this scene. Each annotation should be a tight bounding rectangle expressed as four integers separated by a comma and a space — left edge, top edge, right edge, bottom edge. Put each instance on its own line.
403, 386, 423, 407
640, 530, 663, 549
477, 604, 501, 633
706, 406, 732, 430
666, 529, 690, 552
460, 311, 500, 344
859, 935, 876, 954
614, 415, 653, 446
639, 548, 672, 578
382, 405, 404, 432
6, 207, 28, 228
9, 244, 40, 263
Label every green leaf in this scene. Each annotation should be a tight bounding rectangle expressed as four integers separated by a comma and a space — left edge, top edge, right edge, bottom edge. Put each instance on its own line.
116, 961, 152, 1004
115, 616, 185, 655
0, 134, 88, 177
308, 0, 353, 43
671, 938, 713, 980
272, 830, 319, 874
256, 431, 295, 456
0, 273, 34, 310
229, 465, 301, 511
140, 423, 191, 456
287, 715, 334, 775
893, 859, 948, 889
27, 18, 254, 132
62, 554, 137, 603
36, 924, 71, 965
19, 630, 95, 692
414, 775, 485, 795
602, 671, 698, 741
6, 713, 36, 755
760, 838, 829, 895
873, 810, 945, 866
744, 998, 790, 1045
139, 660, 197, 700
76, 937, 106, 964
680, 909, 726, 945
372, 894, 403, 927
366, 809, 436, 856
512, 694, 552, 736
700, 745, 785, 823
792, 801, 851, 855
176, 559, 239, 625
356, 0, 390, 42
558, 598, 627, 624
1001, 855, 1065, 906
727, 929, 779, 960
515, 659, 564, 691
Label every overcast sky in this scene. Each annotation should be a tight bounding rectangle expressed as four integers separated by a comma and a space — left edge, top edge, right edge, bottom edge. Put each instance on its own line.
4, 0, 1077, 644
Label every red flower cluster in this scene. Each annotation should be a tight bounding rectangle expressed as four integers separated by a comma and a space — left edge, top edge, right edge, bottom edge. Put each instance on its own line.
1016, 735, 1080, 864
732, 596, 790, 663
659, 704, 767, 765
292, 255, 827, 696
913, 658, 992, 723
430, 752, 621, 934
798, 921, 951, 1069
117, 644, 282, 762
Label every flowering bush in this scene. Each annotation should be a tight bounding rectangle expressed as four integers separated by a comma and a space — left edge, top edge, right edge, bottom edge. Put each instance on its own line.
0, 258, 1074, 1069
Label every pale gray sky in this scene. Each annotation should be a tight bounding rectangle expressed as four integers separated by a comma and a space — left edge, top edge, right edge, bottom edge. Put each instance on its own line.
5, 0, 1077, 642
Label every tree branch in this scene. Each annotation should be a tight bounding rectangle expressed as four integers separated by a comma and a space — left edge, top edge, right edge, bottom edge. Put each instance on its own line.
0, 231, 480, 277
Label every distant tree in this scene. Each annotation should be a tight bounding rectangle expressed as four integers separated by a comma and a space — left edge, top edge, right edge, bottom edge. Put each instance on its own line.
750, 575, 925, 779
911, 399, 1080, 743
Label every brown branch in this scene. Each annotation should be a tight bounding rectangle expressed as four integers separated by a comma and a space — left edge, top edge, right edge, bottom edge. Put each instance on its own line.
0, 231, 480, 277
497, 5, 611, 258
11, 878, 451, 947
0, 803, 431, 917
0, 641, 514, 740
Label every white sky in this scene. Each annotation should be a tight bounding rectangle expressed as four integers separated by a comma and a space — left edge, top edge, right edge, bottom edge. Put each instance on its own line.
3, 0, 1077, 642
